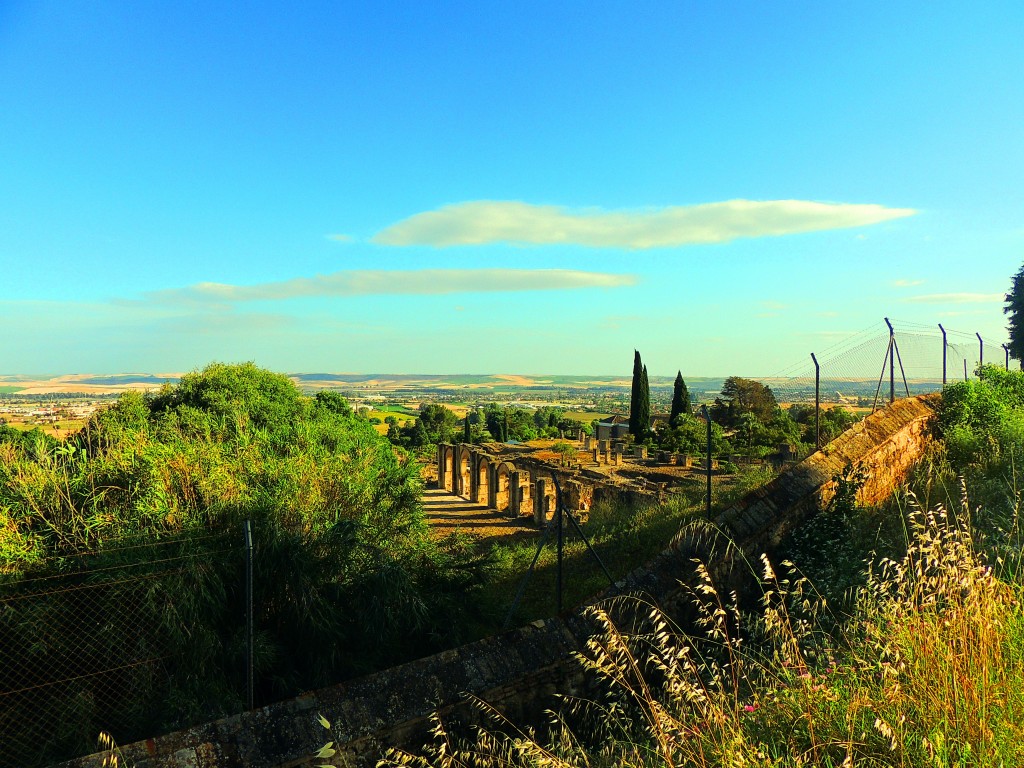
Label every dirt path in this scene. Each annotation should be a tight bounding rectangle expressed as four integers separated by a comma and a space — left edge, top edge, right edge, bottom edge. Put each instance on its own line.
422, 487, 537, 546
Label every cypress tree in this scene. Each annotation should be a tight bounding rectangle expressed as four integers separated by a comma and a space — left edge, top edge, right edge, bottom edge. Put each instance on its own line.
629, 350, 643, 437
669, 371, 691, 425
1006, 262, 1024, 363
638, 364, 651, 440
463, 413, 472, 444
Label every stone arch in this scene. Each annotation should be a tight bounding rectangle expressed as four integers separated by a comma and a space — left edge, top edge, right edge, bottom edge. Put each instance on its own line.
456, 444, 473, 499
438, 444, 455, 492
534, 477, 556, 526
494, 461, 515, 514
517, 472, 533, 518
473, 454, 491, 505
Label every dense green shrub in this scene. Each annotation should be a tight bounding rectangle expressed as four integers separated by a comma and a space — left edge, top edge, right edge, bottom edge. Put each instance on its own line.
0, 363, 484, 764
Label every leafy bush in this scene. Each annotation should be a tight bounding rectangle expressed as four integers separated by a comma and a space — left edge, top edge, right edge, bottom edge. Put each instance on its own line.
0, 363, 485, 763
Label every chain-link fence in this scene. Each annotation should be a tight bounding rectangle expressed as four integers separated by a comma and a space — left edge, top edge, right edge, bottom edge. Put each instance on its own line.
769, 318, 1008, 408
0, 529, 245, 768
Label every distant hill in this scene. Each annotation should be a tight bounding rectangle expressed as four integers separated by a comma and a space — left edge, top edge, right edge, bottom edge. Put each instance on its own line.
0, 371, 921, 400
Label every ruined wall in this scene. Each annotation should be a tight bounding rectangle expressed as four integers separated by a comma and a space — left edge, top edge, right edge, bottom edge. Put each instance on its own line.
714, 394, 938, 558
55, 396, 938, 768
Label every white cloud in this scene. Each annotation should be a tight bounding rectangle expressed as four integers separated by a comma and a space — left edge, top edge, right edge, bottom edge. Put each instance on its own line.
903, 293, 1003, 304
892, 279, 925, 287
142, 268, 637, 305
372, 199, 917, 249
326, 233, 353, 243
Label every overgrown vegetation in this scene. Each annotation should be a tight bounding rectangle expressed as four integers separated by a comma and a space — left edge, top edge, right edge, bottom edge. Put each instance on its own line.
381, 365, 1024, 767
0, 363, 484, 766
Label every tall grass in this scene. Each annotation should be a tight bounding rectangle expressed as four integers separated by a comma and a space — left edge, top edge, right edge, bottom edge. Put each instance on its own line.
378, 369, 1024, 767
382, 496, 1024, 767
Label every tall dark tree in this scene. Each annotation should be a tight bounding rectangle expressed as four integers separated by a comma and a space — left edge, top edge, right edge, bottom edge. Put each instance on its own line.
669, 371, 690, 425
710, 376, 779, 428
463, 413, 472, 444
1006, 263, 1024, 363
636, 364, 651, 441
629, 350, 644, 437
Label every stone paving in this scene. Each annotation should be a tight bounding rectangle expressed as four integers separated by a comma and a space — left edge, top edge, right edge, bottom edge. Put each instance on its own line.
422, 486, 536, 543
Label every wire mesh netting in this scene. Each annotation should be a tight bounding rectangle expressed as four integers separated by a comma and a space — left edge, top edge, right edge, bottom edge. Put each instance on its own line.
0, 530, 242, 768
768, 319, 1009, 410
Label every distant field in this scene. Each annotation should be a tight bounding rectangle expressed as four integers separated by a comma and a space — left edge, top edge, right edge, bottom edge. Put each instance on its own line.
363, 409, 415, 424
565, 411, 614, 422
376, 404, 419, 416
2, 419, 85, 436
0, 386, 23, 394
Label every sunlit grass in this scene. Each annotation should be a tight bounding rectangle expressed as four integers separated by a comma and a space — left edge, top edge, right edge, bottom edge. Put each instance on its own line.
383, 500, 1024, 767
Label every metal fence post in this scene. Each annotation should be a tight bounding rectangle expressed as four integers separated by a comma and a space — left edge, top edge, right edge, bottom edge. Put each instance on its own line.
884, 318, 895, 404
701, 404, 712, 519
811, 352, 820, 449
938, 324, 947, 386
555, 486, 563, 614
243, 519, 254, 710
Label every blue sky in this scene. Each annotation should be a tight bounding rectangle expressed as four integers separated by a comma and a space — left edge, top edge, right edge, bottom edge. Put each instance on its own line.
1, 1, 1020, 377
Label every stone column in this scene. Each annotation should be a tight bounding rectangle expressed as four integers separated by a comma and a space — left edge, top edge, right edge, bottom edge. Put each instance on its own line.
437, 443, 446, 490
518, 481, 531, 517
508, 470, 522, 518
488, 464, 498, 509
534, 478, 550, 526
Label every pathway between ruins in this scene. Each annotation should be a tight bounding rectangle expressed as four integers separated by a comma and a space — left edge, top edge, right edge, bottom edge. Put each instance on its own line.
422, 486, 537, 544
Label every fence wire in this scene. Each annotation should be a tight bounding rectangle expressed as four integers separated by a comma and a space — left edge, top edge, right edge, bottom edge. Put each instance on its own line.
768, 320, 1009, 409
0, 530, 241, 768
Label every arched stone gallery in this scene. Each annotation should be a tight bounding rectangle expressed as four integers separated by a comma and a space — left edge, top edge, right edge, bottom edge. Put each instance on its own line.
437, 443, 554, 521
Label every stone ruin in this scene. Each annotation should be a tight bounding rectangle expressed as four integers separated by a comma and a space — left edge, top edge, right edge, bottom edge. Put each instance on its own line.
436, 442, 653, 524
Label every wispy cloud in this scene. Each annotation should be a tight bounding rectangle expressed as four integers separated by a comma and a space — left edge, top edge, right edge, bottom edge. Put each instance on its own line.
756, 300, 788, 319
903, 292, 1003, 304
141, 268, 637, 305
892, 279, 925, 287
326, 233, 353, 243
372, 199, 917, 249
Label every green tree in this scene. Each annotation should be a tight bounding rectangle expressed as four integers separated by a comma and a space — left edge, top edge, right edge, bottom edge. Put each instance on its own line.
710, 376, 779, 428
638, 365, 651, 440
400, 404, 457, 446
1006, 262, 1024, 363
669, 371, 690, 425
462, 414, 471, 444
385, 416, 402, 444
533, 406, 565, 437
629, 350, 644, 438
551, 441, 578, 466
658, 413, 727, 455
